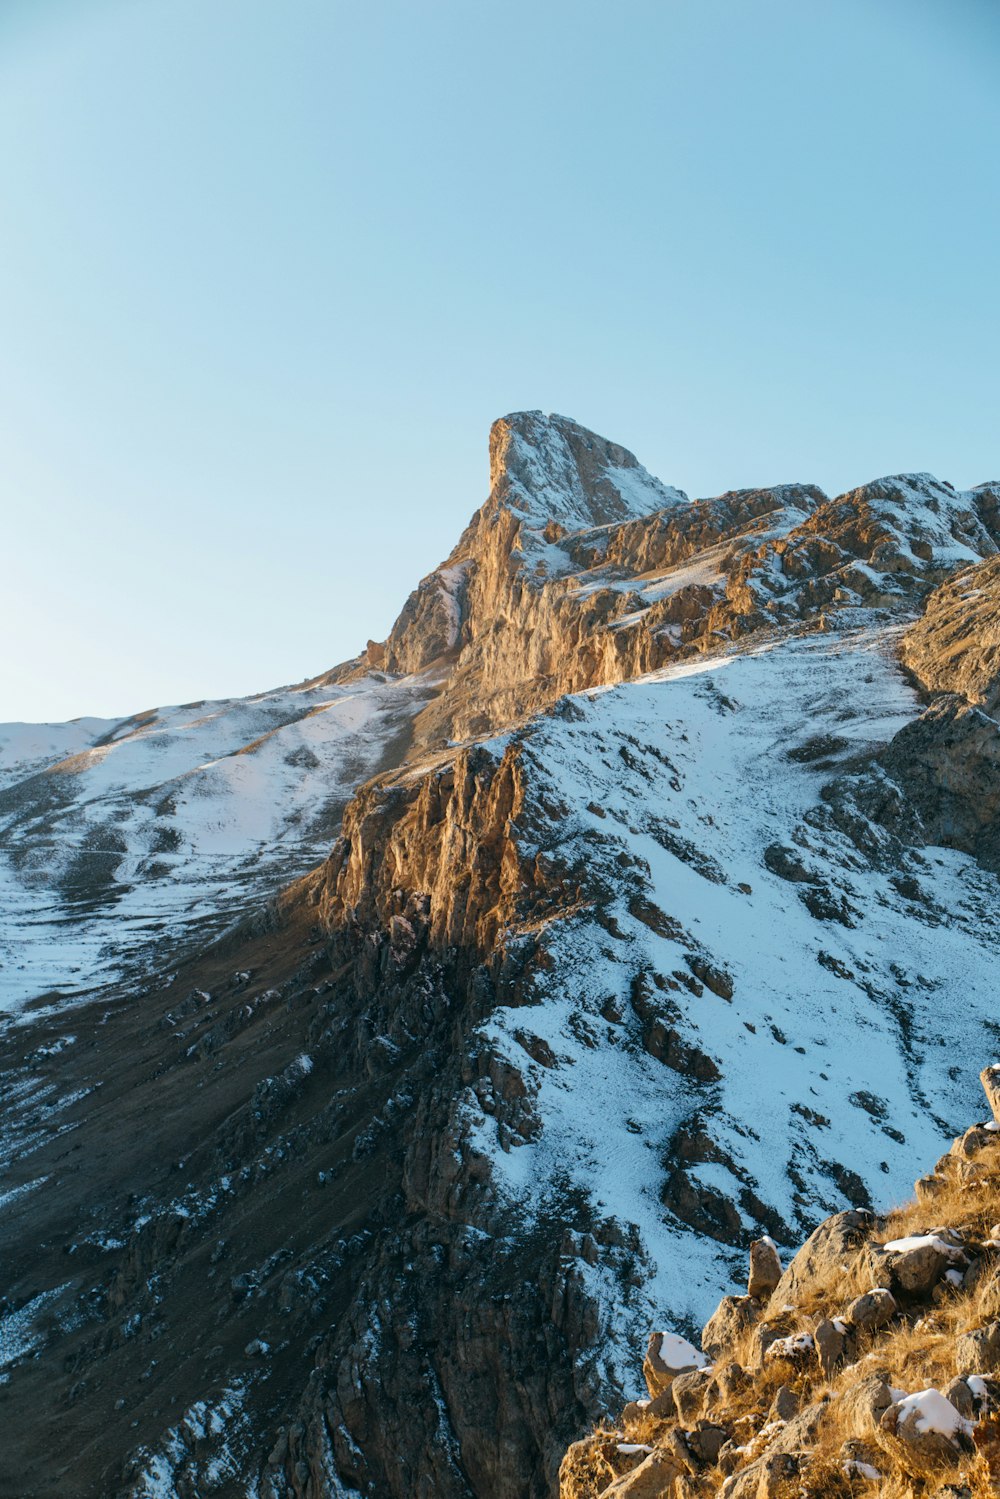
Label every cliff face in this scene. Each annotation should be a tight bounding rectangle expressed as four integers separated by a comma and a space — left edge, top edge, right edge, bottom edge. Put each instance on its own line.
3, 414, 1000, 1499
370, 418, 1000, 750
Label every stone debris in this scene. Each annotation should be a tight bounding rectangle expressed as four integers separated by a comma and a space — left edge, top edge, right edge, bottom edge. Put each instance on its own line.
560, 1064, 1000, 1499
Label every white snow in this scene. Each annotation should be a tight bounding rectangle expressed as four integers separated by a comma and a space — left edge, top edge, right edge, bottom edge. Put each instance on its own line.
0, 669, 436, 1013
893, 1387, 972, 1438
657, 1331, 709, 1369
459, 621, 1000, 1384
883, 1234, 964, 1260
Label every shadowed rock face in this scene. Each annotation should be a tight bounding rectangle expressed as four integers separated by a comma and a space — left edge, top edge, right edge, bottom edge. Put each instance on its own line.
847, 549, 1000, 868
3, 415, 1000, 1499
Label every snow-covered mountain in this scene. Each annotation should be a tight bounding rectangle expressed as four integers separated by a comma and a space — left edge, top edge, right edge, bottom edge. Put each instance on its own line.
0, 671, 435, 1012
2, 412, 1000, 1499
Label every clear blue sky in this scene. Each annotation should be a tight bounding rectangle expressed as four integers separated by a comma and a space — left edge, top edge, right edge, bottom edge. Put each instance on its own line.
2, 0, 998, 722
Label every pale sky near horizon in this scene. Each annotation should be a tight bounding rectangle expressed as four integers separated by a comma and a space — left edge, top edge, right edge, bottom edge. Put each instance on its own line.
2, 0, 998, 723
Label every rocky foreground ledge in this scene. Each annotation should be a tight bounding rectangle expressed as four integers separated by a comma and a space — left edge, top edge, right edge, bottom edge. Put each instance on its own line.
559, 1066, 1000, 1499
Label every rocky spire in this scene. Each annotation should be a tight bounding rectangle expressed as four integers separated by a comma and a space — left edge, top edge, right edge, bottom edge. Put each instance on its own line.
485, 411, 687, 536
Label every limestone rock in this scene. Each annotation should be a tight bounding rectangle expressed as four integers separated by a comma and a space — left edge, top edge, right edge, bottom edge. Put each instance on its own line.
844, 1287, 897, 1332
955, 1320, 1000, 1373
747, 1238, 782, 1300
766, 1210, 877, 1313
702, 1296, 758, 1359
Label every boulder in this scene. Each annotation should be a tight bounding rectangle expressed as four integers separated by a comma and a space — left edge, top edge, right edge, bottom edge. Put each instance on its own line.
955, 1320, 1000, 1374
643, 1331, 709, 1399
766, 1210, 876, 1312
747, 1238, 782, 1300
840, 1376, 893, 1435
844, 1287, 897, 1333
980, 1063, 1000, 1125
879, 1389, 975, 1472
597, 1449, 687, 1498
702, 1295, 758, 1359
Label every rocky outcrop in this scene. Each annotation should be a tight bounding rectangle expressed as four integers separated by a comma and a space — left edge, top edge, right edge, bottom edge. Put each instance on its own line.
370, 422, 1000, 757
558, 1068, 1000, 1499
837, 550, 1000, 869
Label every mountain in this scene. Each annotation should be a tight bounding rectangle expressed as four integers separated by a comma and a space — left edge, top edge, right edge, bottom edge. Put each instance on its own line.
1, 412, 999, 1499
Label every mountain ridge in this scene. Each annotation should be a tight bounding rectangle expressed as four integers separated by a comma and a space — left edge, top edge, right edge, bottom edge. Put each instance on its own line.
2, 412, 1000, 1499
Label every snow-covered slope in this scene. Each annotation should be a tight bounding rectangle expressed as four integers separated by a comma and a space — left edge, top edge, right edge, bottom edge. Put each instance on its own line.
466, 623, 1000, 1383
0, 671, 435, 1012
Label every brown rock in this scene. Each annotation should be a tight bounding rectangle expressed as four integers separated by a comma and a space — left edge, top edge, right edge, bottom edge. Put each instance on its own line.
701, 1295, 758, 1359
747, 1238, 782, 1300
955, 1320, 1000, 1373
844, 1287, 897, 1333
597, 1449, 686, 1498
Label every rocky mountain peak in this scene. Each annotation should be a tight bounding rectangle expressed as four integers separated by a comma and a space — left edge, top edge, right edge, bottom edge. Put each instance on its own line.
487, 410, 688, 536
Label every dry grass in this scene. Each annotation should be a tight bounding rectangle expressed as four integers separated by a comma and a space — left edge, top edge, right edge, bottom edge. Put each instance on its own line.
562, 1131, 1000, 1498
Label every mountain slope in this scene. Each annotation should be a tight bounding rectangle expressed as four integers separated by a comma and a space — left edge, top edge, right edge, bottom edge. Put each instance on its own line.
1, 413, 999, 1499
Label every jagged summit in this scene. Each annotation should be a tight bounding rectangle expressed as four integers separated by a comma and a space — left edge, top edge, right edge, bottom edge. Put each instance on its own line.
487, 410, 688, 535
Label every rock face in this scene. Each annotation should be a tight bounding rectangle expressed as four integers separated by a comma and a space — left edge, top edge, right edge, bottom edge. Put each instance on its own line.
4, 413, 1000, 1498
